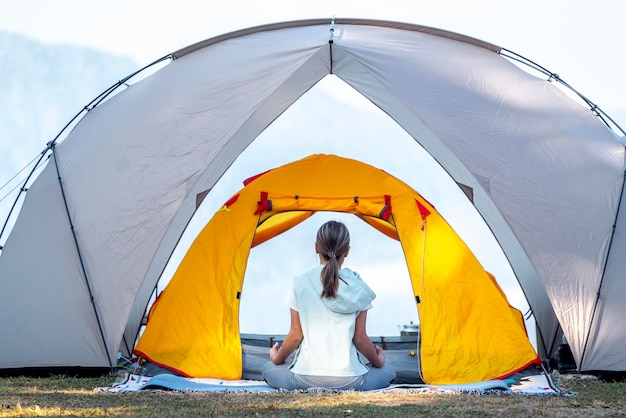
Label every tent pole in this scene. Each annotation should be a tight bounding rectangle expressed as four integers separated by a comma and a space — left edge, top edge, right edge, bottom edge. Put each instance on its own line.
51, 143, 115, 371
500, 48, 626, 137
328, 16, 335, 74
580, 162, 626, 370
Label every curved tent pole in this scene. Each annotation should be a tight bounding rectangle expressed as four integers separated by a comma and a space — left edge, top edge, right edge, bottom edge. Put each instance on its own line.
500, 48, 626, 137
85, 55, 172, 112
49, 54, 173, 149
328, 17, 335, 74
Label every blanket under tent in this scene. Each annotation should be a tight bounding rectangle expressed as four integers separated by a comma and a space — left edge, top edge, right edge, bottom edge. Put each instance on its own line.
111, 335, 563, 395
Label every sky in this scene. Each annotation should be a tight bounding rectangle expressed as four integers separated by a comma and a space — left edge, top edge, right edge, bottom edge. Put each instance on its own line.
1, 1, 625, 340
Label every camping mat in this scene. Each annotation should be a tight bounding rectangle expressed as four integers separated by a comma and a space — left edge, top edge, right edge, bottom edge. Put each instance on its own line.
102, 341, 561, 395
135, 340, 422, 384
104, 339, 562, 395
99, 372, 560, 395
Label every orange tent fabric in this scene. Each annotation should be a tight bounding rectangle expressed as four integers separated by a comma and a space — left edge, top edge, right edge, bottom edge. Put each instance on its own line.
134, 154, 539, 384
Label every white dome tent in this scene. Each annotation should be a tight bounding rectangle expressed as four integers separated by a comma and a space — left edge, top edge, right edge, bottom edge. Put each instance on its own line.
0, 19, 624, 376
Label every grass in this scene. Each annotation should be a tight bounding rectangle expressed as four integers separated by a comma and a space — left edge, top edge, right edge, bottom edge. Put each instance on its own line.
0, 374, 625, 417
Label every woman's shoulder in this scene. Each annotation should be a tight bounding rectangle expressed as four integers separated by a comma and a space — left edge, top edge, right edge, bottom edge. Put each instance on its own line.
293, 265, 323, 287
295, 265, 323, 279
339, 267, 362, 280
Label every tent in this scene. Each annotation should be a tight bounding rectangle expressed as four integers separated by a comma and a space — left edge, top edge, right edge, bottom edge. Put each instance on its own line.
133, 153, 539, 383
0, 19, 624, 377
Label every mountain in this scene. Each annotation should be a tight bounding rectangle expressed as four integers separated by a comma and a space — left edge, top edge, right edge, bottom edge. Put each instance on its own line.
0, 31, 138, 192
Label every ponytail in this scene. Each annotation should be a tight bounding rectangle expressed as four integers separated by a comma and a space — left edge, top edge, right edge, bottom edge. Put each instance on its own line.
316, 221, 350, 298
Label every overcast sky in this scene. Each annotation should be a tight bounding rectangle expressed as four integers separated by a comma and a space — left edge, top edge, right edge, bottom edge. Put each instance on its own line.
1, 1, 625, 338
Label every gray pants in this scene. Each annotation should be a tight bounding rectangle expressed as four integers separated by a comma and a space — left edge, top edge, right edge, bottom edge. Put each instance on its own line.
262, 361, 396, 391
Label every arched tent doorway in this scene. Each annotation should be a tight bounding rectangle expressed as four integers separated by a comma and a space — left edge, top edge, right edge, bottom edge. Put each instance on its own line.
134, 154, 539, 384
125, 76, 532, 369
149, 76, 530, 343
237, 210, 418, 337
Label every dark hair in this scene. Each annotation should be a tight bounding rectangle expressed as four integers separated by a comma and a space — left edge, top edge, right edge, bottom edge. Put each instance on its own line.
316, 221, 350, 298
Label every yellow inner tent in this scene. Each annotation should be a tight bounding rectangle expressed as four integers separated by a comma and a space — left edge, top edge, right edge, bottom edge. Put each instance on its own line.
134, 154, 539, 384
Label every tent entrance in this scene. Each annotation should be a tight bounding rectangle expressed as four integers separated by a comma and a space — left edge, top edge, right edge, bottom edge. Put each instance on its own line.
240, 210, 419, 336
134, 154, 539, 384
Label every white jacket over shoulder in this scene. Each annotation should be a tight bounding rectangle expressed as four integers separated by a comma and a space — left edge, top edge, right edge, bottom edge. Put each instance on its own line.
289, 266, 376, 376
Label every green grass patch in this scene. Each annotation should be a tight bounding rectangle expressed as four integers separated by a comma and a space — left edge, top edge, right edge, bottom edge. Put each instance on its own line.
0, 374, 625, 417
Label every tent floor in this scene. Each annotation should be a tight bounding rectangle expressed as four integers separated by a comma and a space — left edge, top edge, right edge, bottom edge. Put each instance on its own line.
242, 334, 423, 384
138, 334, 547, 385
139, 334, 423, 383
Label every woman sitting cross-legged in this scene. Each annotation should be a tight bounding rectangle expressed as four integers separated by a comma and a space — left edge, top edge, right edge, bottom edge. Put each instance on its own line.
262, 220, 396, 391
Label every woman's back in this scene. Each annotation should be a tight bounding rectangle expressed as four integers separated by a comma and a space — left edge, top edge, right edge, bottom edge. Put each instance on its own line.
290, 266, 374, 376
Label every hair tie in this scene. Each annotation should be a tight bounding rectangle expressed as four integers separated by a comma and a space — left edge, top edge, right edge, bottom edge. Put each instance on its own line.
327, 251, 335, 259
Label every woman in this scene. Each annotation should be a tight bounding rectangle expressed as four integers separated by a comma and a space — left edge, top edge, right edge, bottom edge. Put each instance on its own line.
262, 220, 396, 390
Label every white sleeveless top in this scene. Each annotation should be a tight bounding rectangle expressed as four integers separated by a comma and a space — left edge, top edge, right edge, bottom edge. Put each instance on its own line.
289, 265, 376, 377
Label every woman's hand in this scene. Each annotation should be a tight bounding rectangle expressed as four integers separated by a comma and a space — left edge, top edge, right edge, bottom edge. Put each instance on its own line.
269, 342, 283, 365
269, 309, 303, 365
353, 310, 385, 368
374, 345, 386, 367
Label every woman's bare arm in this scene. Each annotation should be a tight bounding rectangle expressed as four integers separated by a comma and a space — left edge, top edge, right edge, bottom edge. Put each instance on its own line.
269, 308, 303, 365
352, 310, 385, 368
